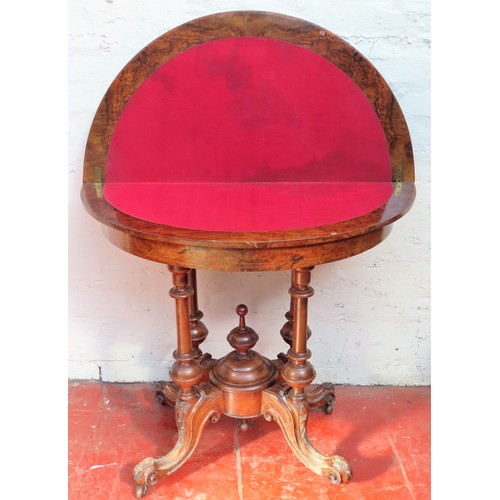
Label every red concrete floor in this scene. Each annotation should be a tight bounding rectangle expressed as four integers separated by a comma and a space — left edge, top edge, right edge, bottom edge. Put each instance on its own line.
68, 382, 430, 499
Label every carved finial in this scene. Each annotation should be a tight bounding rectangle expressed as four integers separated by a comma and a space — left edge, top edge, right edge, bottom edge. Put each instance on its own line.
226, 304, 258, 356
236, 304, 248, 330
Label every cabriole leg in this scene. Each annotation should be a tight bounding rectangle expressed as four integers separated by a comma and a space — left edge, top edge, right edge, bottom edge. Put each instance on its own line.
134, 384, 224, 497
262, 385, 351, 484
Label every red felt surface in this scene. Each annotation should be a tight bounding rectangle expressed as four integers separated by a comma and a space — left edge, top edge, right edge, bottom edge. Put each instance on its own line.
104, 182, 393, 232
105, 37, 392, 232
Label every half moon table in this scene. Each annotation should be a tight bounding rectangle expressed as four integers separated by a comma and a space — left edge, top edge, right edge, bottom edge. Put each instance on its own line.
81, 11, 415, 498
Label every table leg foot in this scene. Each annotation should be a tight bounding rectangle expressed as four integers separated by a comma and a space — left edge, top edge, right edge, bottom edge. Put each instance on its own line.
239, 419, 250, 431
262, 384, 352, 484
305, 382, 336, 414
134, 383, 224, 496
328, 455, 353, 484
155, 381, 178, 407
135, 484, 148, 498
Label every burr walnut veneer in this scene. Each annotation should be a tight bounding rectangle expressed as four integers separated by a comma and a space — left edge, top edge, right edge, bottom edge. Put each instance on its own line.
81, 11, 415, 498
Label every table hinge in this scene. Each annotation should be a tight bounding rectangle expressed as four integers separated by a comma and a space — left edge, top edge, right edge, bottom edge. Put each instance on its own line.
94, 166, 103, 198
395, 165, 403, 197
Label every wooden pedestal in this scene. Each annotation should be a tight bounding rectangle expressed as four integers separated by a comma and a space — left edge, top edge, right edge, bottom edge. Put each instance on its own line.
133, 266, 352, 498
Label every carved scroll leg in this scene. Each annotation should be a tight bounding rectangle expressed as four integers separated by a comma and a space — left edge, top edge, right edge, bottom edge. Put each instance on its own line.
134, 384, 224, 497
262, 385, 352, 484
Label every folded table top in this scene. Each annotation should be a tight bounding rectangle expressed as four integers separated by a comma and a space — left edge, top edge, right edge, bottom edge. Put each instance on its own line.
82, 11, 415, 271
103, 36, 395, 233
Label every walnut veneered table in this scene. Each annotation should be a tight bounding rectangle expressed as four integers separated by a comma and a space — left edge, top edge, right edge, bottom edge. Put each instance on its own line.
81, 11, 415, 498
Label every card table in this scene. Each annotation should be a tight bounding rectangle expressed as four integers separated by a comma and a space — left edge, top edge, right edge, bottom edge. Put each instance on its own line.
81, 11, 415, 497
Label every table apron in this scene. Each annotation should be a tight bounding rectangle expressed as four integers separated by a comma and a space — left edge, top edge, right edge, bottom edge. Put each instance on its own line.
104, 225, 392, 271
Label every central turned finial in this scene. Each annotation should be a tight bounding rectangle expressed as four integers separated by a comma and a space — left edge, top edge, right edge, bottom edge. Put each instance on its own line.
210, 303, 276, 418
228, 304, 258, 358
237, 304, 247, 329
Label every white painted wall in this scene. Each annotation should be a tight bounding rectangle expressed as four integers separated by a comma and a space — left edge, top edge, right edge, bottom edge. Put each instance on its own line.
69, 0, 430, 385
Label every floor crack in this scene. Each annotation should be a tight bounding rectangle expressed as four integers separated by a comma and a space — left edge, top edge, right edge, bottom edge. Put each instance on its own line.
387, 431, 416, 500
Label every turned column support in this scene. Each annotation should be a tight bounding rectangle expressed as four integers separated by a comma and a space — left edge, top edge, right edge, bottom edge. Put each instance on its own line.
187, 269, 209, 359
168, 265, 203, 402
277, 268, 336, 413
280, 273, 312, 349
156, 269, 213, 407
281, 267, 316, 401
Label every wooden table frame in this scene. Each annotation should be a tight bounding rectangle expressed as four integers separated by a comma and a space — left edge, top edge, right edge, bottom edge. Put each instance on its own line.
81, 11, 415, 498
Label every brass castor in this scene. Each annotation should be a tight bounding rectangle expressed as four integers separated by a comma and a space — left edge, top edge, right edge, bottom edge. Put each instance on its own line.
325, 393, 335, 414
135, 484, 148, 498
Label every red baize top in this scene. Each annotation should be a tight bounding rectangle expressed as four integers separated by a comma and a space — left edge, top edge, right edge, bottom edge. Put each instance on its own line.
104, 37, 393, 232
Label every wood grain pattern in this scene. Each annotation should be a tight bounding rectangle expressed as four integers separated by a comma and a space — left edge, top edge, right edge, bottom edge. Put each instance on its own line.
84, 11, 414, 184
81, 11, 415, 272
81, 181, 412, 271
